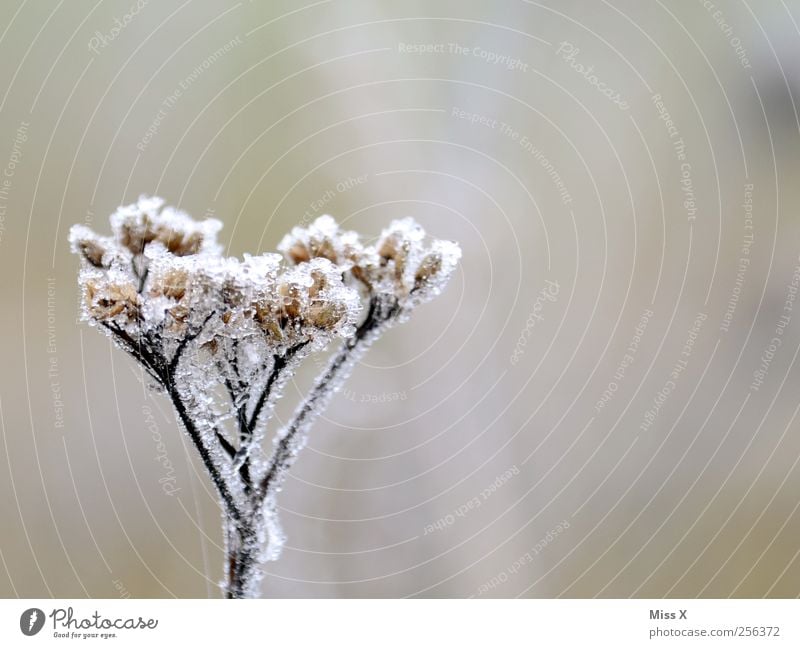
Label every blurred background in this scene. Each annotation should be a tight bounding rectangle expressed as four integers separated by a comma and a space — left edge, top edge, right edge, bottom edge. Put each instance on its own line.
2, 0, 800, 598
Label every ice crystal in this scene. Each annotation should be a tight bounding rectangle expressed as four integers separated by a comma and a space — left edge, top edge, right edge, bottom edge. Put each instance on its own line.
70, 198, 460, 598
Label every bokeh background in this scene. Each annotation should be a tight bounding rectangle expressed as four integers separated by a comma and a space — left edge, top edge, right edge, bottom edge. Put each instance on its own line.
2, 0, 800, 598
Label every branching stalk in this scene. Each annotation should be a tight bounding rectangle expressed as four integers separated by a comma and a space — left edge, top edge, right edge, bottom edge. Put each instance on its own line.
70, 200, 460, 598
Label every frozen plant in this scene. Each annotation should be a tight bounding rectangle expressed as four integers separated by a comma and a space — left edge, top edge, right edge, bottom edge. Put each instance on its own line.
69, 197, 461, 598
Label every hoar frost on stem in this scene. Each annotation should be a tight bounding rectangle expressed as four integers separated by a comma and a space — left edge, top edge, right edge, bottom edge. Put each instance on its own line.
69, 197, 461, 598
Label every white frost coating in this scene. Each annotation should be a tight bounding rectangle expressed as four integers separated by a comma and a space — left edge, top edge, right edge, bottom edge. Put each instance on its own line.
278, 214, 461, 305
70, 199, 460, 598
109, 195, 223, 257
260, 216, 462, 563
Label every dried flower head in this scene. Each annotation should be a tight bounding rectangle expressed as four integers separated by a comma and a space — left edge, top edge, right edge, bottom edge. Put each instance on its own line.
279, 214, 461, 317
278, 214, 355, 266
69, 224, 118, 270
110, 195, 223, 257
83, 275, 140, 323
70, 197, 460, 599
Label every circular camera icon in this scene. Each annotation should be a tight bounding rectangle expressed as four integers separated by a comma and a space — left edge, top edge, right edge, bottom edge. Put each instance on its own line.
20, 608, 45, 636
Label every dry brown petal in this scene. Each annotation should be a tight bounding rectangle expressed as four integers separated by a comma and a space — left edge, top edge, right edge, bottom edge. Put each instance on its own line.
78, 240, 107, 268
312, 238, 337, 263
84, 280, 98, 308
166, 304, 189, 332
253, 301, 284, 340
118, 216, 204, 257
308, 270, 330, 298
117, 283, 139, 303
414, 253, 442, 291
378, 234, 399, 261
378, 234, 409, 280
87, 282, 140, 321
262, 318, 283, 340
286, 242, 311, 264
182, 231, 203, 255
155, 227, 203, 256
151, 268, 188, 300
252, 301, 269, 324
158, 230, 183, 254
279, 283, 303, 319
306, 300, 345, 329
350, 264, 372, 289
158, 227, 203, 256
120, 216, 157, 254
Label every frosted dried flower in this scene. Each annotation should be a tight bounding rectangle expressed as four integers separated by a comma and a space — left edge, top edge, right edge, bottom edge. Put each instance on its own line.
373, 218, 461, 309
267, 215, 461, 549
77, 239, 107, 268
84, 277, 140, 322
70, 198, 459, 599
280, 214, 461, 315
70, 225, 118, 270
279, 215, 370, 274
110, 195, 222, 257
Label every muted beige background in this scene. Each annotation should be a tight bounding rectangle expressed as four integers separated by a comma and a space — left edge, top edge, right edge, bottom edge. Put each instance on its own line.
2, 0, 800, 597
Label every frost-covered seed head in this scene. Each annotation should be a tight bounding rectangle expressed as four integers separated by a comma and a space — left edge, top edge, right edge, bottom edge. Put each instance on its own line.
78, 239, 107, 268
70, 201, 363, 356
109, 195, 223, 257
69, 224, 118, 270
278, 215, 349, 266
254, 258, 361, 344
84, 278, 140, 323
150, 268, 188, 300
280, 214, 461, 317
410, 239, 462, 301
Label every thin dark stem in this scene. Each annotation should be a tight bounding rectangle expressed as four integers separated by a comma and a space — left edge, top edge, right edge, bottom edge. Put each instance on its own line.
257, 298, 392, 502
215, 430, 236, 459
101, 322, 165, 385
247, 343, 307, 433
223, 376, 252, 488
224, 340, 249, 437
161, 313, 244, 522
224, 377, 250, 445
224, 519, 259, 599
136, 265, 149, 293
229, 342, 307, 491
168, 312, 214, 377
229, 340, 246, 393
167, 384, 243, 524
105, 318, 243, 524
